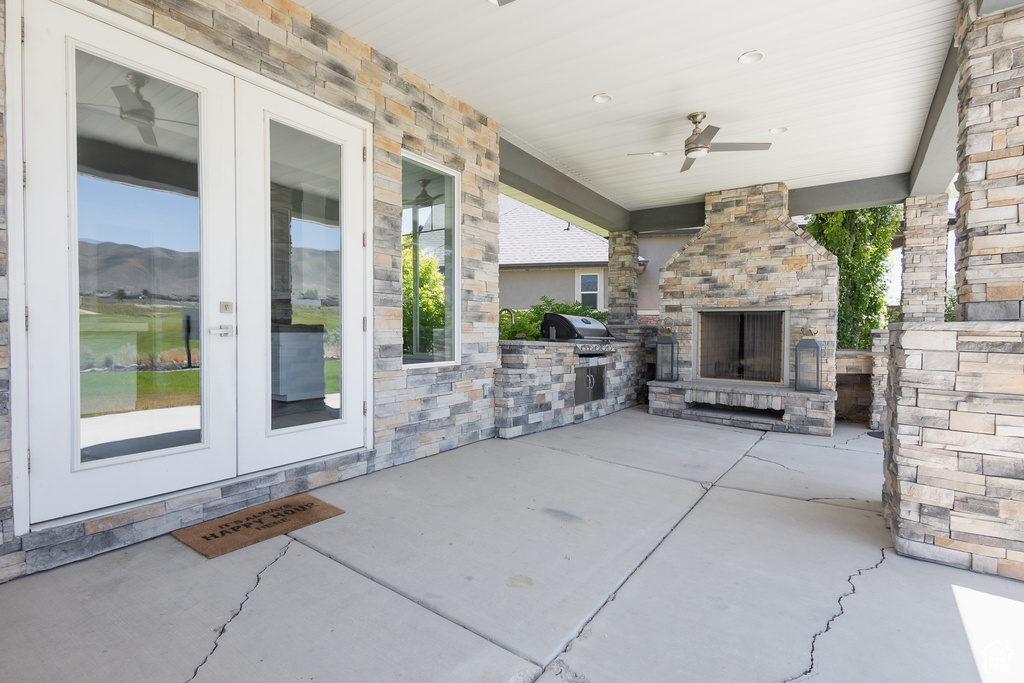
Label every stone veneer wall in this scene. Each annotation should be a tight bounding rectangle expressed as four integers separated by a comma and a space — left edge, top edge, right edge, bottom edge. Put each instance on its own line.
901, 194, 950, 323
835, 350, 874, 425
659, 183, 839, 390
608, 231, 640, 326
0, 0, 499, 582
870, 329, 890, 432
956, 5, 1024, 321
494, 340, 648, 438
652, 184, 839, 435
883, 323, 1024, 580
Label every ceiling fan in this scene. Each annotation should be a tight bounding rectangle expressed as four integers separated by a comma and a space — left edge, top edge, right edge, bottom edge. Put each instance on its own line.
629, 112, 771, 172
111, 72, 158, 147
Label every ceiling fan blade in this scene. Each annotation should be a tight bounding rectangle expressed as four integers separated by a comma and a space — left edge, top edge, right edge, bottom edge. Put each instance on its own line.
627, 148, 685, 157
136, 124, 158, 147
694, 125, 720, 146
679, 157, 696, 173
709, 142, 772, 152
111, 84, 143, 112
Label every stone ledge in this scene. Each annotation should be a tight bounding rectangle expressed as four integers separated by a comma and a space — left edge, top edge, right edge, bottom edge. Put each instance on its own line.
648, 379, 836, 436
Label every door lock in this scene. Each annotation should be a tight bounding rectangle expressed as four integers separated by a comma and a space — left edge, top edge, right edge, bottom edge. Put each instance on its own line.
209, 325, 234, 337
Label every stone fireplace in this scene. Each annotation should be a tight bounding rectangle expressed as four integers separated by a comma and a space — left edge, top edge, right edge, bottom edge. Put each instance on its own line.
648, 183, 839, 435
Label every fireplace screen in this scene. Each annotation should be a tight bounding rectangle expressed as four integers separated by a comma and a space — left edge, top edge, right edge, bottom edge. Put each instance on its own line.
698, 310, 784, 383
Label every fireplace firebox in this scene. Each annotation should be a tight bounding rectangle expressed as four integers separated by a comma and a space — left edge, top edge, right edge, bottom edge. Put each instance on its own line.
697, 310, 785, 383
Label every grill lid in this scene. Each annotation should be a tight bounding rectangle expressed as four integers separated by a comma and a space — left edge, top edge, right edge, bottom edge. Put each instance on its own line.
541, 313, 614, 340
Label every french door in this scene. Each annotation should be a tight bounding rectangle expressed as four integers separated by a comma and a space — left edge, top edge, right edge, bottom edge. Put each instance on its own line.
24, 1, 368, 522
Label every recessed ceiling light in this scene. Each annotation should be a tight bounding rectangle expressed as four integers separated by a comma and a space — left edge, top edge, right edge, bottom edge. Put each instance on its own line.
592, 93, 613, 104
652, 150, 668, 157
769, 127, 789, 134
738, 50, 764, 65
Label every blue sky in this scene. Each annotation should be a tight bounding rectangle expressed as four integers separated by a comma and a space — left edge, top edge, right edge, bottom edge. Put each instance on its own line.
77, 175, 200, 252
77, 175, 339, 252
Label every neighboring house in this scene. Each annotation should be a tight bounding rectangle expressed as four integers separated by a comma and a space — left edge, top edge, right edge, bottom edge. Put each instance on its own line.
500, 194, 697, 322
637, 230, 695, 325
498, 195, 612, 311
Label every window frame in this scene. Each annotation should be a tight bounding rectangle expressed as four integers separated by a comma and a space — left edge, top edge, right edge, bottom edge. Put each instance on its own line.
400, 151, 461, 367
575, 269, 604, 312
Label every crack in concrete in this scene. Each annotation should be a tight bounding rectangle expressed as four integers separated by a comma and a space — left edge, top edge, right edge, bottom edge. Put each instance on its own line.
746, 453, 804, 474
779, 547, 889, 683
535, 430, 769, 682
185, 540, 292, 682
549, 657, 592, 683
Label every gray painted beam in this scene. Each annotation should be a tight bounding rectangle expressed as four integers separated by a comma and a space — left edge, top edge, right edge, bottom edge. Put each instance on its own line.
789, 174, 910, 216
909, 43, 958, 197
624, 174, 912, 233
630, 202, 705, 231
499, 138, 630, 232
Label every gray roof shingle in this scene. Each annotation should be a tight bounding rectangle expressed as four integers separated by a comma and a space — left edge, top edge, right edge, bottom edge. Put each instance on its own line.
499, 194, 609, 267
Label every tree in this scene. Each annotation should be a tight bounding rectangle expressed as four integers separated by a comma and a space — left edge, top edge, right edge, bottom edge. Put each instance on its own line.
402, 237, 448, 355
804, 207, 901, 350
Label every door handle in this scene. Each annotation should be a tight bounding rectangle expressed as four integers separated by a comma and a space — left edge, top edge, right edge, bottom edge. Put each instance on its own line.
209, 325, 234, 337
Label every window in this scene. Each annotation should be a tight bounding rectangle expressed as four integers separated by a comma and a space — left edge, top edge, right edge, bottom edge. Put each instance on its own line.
577, 271, 602, 311
402, 156, 458, 364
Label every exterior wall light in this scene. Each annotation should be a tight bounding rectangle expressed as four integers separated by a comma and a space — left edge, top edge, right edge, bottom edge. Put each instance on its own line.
794, 327, 822, 392
655, 318, 679, 381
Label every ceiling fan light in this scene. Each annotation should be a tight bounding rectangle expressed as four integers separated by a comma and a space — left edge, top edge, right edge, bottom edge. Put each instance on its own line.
685, 146, 709, 159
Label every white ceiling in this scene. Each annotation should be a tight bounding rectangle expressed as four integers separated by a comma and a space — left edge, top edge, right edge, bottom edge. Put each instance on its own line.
299, 0, 959, 211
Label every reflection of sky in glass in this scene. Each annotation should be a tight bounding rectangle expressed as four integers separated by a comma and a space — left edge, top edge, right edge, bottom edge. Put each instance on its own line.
77, 175, 199, 253
291, 219, 339, 252
78, 178, 340, 253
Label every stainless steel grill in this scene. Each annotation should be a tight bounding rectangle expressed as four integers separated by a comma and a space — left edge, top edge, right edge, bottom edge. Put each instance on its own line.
540, 313, 615, 355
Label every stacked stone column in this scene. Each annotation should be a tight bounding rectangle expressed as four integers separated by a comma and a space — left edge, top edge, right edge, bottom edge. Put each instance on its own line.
955, 6, 1024, 321
883, 3, 1024, 580
607, 230, 640, 326
901, 194, 949, 322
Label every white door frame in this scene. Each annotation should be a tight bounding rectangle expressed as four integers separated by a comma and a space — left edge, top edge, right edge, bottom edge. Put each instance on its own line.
235, 80, 368, 473
12, 0, 375, 528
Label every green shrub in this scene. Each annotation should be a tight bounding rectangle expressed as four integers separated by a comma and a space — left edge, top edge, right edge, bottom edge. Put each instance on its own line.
499, 296, 608, 340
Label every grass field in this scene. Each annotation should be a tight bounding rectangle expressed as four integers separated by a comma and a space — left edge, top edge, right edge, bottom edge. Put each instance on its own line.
81, 361, 342, 417
79, 299, 342, 417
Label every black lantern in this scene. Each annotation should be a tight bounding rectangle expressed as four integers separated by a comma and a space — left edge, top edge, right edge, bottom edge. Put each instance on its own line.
794, 328, 822, 392
655, 318, 678, 381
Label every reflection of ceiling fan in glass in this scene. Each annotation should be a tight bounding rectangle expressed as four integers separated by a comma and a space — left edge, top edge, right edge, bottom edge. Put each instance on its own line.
82, 72, 196, 148
411, 179, 446, 233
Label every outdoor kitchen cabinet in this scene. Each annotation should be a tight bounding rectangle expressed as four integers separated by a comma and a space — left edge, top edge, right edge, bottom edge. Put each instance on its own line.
574, 365, 606, 405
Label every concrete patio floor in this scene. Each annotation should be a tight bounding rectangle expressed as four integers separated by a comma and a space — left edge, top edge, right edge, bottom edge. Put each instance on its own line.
2, 407, 1024, 682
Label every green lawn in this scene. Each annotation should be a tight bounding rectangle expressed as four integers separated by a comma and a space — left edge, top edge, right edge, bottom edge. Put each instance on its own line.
82, 361, 341, 417
80, 368, 200, 417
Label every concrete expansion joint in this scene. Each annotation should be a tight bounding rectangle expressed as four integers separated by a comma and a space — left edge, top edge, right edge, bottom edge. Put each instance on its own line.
779, 546, 890, 683
539, 432, 761, 682
185, 539, 293, 682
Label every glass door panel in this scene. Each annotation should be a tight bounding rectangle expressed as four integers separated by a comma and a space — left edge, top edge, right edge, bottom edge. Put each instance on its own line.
235, 81, 367, 475
25, 0, 237, 522
75, 50, 203, 461
268, 121, 343, 430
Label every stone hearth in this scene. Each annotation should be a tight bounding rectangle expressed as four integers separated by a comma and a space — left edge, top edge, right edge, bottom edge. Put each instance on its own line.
650, 183, 839, 435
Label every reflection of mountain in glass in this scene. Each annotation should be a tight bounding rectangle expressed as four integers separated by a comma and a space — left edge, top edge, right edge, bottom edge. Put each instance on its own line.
77, 241, 343, 299
79, 241, 199, 297
289, 246, 342, 299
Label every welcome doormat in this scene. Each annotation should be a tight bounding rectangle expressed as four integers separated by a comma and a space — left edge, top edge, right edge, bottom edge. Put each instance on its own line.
172, 493, 343, 558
